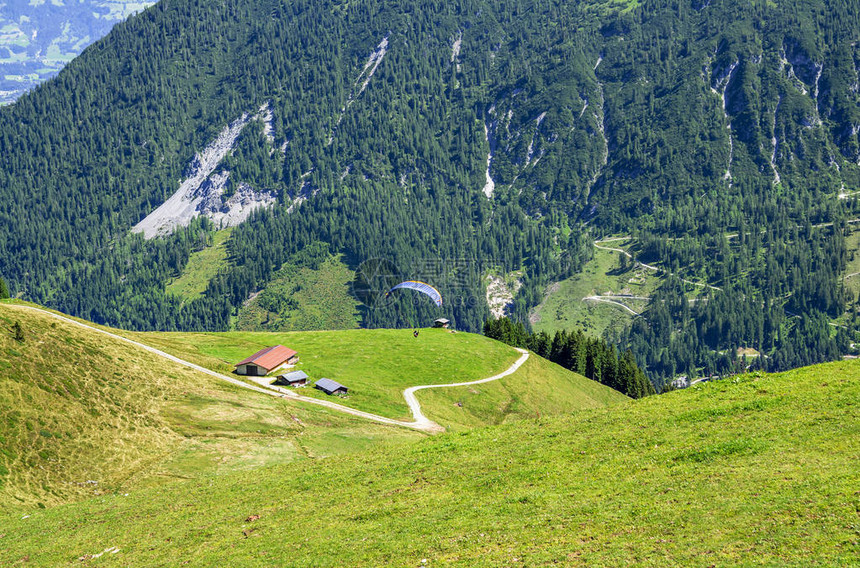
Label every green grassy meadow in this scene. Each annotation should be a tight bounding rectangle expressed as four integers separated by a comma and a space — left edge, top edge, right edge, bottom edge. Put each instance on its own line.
417, 354, 627, 430
530, 238, 661, 337
0, 301, 622, 512
2, 355, 857, 566
128, 327, 625, 422
0, 302, 424, 508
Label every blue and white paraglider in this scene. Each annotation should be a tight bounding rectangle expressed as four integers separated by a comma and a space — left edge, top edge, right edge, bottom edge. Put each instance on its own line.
386, 280, 443, 307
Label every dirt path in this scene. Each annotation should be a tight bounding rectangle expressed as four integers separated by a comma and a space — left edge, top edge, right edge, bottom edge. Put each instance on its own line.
594, 239, 722, 292
9, 304, 527, 433
581, 296, 643, 316
402, 348, 529, 430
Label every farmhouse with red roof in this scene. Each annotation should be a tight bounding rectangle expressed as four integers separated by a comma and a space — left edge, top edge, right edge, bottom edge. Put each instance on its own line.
235, 345, 298, 376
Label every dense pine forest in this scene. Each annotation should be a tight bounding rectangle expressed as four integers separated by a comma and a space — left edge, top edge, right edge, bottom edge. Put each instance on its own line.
1, 0, 860, 388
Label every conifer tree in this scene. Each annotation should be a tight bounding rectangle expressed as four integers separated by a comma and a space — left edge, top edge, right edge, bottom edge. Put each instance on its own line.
12, 321, 24, 343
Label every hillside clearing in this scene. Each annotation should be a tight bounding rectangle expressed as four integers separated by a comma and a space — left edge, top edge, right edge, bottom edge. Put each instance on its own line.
166, 228, 233, 302
530, 237, 660, 336
234, 252, 360, 331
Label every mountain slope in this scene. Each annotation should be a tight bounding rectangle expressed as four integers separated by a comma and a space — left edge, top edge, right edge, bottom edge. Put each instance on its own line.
1, 0, 859, 381
2, 347, 857, 565
0, 301, 435, 509
0, 300, 622, 507
0, 301, 300, 508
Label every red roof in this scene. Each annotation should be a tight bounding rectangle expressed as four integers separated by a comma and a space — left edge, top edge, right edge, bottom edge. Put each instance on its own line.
236, 345, 297, 371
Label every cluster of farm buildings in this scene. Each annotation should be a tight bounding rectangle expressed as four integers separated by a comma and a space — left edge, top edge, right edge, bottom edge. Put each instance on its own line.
234, 345, 348, 395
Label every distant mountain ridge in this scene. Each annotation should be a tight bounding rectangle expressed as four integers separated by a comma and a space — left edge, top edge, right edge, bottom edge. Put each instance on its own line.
0, 0, 156, 104
1, 0, 859, 385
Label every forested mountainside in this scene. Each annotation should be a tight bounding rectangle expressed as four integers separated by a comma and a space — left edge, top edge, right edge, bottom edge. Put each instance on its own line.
0, 0, 156, 104
1, 0, 860, 388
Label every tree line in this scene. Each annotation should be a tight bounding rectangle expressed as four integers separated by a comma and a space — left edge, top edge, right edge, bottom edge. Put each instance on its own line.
484, 317, 654, 399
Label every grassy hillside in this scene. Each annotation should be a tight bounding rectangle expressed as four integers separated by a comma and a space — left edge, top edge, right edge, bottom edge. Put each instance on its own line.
417, 354, 627, 431
531, 238, 662, 337
3, 354, 857, 566
233, 252, 360, 332
127, 327, 626, 421
0, 302, 424, 509
0, 301, 623, 510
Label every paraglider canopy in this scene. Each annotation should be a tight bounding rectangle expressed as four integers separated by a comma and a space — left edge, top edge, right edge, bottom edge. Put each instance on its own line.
387, 280, 443, 307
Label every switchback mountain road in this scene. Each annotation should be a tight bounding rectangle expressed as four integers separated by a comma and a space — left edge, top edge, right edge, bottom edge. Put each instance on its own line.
581, 295, 647, 316
593, 239, 723, 291
9, 304, 528, 433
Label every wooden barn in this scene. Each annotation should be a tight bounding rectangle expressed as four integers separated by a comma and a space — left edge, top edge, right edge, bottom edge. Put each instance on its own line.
273, 370, 308, 387
314, 378, 348, 396
235, 345, 298, 376
433, 318, 451, 329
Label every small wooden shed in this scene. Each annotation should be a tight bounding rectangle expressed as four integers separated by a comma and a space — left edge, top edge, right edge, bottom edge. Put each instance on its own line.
273, 370, 308, 387
314, 378, 348, 395
433, 318, 451, 329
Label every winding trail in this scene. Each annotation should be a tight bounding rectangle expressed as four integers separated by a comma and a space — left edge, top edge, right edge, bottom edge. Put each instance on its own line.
581, 239, 720, 316
594, 239, 722, 292
8, 304, 528, 433
581, 296, 643, 316
403, 348, 529, 431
